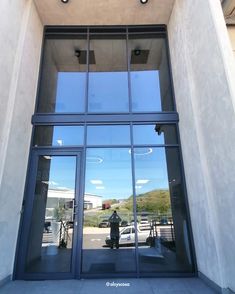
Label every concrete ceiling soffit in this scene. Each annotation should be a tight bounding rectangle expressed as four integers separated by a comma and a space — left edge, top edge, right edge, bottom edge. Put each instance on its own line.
33, 0, 175, 26
222, 0, 235, 24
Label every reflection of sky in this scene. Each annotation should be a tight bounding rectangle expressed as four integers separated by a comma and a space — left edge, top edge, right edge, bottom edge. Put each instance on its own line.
52, 126, 84, 146
46, 124, 165, 146
54, 70, 161, 113
48, 156, 76, 190
131, 71, 161, 111
56, 72, 86, 112
85, 148, 169, 200
88, 72, 129, 112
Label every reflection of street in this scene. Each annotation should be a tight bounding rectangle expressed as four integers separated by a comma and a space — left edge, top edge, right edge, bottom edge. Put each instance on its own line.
83, 227, 109, 249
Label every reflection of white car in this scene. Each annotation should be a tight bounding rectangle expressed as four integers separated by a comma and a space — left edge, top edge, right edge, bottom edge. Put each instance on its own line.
105, 226, 149, 246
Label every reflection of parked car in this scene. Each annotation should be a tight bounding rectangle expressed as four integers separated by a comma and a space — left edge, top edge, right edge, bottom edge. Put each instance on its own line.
66, 221, 74, 228
105, 225, 149, 246
160, 218, 168, 225
120, 220, 129, 227
99, 220, 110, 228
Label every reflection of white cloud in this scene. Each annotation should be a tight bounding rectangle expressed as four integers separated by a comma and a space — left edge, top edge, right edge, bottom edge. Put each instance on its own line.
57, 139, 63, 146
57, 186, 71, 190
129, 148, 153, 156
90, 180, 103, 185
87, 156, 103, 164
42, 181, 58, 186
136, 179, 149, 184
43, 156, 51, 160
96, 186, 105, 190
135, 185, 142, 189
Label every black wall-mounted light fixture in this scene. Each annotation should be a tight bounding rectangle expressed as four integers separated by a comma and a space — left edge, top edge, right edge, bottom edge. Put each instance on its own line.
140, 0, 148, 4
75, 49, 81, 58
134, 49, 141, 56
154, 124, 162, 136
61, 0, 69, 3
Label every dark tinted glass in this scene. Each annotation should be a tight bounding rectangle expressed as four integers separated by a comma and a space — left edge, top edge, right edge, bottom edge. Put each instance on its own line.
88, 36, 129, 113
33, 126, 84, 146
37, 38, 87, 113
133, 124, 178, 145
129, 36, 174, 112
134, 147, 193, 273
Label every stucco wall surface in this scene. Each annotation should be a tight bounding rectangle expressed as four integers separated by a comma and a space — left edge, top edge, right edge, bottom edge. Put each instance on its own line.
0, 0, 43, 281
168, 0, 235, 291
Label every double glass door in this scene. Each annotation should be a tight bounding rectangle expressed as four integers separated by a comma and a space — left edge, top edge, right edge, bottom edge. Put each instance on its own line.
17, 149, 83, 279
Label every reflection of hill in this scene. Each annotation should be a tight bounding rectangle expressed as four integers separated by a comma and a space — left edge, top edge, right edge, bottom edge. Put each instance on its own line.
124, 189, 171, 213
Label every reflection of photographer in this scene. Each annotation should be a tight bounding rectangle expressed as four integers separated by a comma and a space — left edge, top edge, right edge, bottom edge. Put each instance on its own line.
108, 210, 121, 249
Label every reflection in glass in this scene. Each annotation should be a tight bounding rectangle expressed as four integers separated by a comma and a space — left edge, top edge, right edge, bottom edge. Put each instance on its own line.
25, 156, 76, 273
88, 37, 129, 113
87, 125, 130, 145
82, 148, 135, 274
37, 38, 87, 113
33, 126, 84, 146
129, 37, 174, 112
134, 147, 193, 272
133, 124, 178, 145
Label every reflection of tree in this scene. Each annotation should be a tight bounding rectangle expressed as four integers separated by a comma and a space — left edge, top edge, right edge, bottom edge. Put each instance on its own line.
124, 189, 171, 214
54, 201, 66, 221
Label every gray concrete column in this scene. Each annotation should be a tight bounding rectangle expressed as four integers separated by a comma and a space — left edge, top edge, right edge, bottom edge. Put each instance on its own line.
168, 0, 235, 291
0, 0, 43, 281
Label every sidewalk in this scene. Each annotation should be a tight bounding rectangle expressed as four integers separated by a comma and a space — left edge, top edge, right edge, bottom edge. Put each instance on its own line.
0, 278, 216, 294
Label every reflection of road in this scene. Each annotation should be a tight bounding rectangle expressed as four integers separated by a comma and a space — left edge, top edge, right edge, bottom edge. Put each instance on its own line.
83, 227, 109, 249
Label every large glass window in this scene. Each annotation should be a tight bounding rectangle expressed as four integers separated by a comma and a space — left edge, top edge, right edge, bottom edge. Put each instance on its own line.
82, 148, 135, 274
37, 38, 87, 113
18, 26, 195, 280
129, 36, 174, 112
88, 36, 129, 113
25, 156, 77, 273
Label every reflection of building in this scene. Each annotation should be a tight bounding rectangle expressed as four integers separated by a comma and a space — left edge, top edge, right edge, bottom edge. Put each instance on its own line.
46, 189, 102, 211
84, 194, 102, 210
1, 1, 235, 293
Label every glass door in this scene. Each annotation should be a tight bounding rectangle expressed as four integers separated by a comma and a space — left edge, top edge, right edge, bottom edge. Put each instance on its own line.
17, 150, 82, 279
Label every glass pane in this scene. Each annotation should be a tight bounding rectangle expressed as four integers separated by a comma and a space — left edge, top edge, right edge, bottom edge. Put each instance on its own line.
37, 38, 87, 113
82, 148, 136, 274
87, 125, 130, 145
133, 125, 178, 145
133, 147, 193, 273
33, 126, 84, 146
25, 156, 77, 273
129, 36, 174, 112
88, 36, 129, 113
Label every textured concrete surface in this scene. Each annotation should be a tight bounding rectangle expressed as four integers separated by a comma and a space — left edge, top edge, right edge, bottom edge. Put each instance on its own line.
33, 0, 174, 25
0, 0, 43, 282
168, 0, 235, 291
0, 278, 216, 294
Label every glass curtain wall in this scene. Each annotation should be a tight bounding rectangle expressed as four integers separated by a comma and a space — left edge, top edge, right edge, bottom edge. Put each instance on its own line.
18, 26, 195, 279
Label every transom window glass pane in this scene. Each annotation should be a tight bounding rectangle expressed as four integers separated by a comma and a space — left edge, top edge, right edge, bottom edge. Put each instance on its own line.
129, 36, 174, 112
88, 36, 129, 113
87, 125, 130, 145
37, 38, 87, 113
33, 126, 84, 146
133, 124, 178, 145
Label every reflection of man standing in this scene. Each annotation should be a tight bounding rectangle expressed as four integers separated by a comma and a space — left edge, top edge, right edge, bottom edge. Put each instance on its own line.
108, 210, 121, 249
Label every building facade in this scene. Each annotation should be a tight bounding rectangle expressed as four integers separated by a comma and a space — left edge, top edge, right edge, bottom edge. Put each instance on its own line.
0, 0, 235, 293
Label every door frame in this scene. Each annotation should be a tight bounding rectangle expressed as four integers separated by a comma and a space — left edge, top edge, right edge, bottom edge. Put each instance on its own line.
14, 147, 84, 280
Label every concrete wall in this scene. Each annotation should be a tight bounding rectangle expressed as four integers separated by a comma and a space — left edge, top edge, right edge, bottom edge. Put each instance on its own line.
168, 0, 235, 291
0, 0, 43, 281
